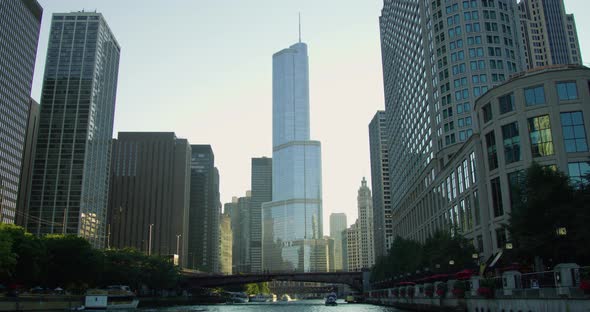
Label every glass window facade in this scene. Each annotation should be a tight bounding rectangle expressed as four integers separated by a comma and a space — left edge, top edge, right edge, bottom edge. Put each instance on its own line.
524, 85, 545, 106
485, 131, 498, 171
528, 115, 554, 157
0, 0, 42, 224
498, 93, 515, 114
561, 111, 588, 153
502, 122, 520, 164
490, 177, 504, 217
557, 81, 578, 101
28, 13, 120, 248
568, 162, 590, 189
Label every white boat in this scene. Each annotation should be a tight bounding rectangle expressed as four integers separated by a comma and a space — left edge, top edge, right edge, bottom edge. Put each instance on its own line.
227, 292, 248, 303
279, 294, 292, 302
249, 293, 269, 302
85, 286, 139, 310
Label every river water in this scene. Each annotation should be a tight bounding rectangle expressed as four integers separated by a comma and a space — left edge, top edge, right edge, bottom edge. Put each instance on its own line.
139, 300, 401, 312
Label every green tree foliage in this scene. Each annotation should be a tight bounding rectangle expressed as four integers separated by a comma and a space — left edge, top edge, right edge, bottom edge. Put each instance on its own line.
0, 230, 16, 280
243, 282, 270, 295
508, 163, 590, 264
371, 230, 477, 282
0, 225, 180, 291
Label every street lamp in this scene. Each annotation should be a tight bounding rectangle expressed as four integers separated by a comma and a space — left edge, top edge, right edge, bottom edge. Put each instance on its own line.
148, 224, 154, 256
505, 242, 513, 250
556, 227, 567, 236
449, 259, 455, 266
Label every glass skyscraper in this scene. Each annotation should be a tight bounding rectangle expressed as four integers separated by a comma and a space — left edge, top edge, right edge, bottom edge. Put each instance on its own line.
0, 0, 42, 224
262, 41, 324, 272
28, 12, 120, 248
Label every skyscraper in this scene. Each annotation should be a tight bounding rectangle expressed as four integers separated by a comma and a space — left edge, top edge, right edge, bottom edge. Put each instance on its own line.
16, 99, 40, 227
0, 0, 42, 224
262, 37, 324, 272
188, 145, 221, 272
225, 192, 251, 273
28, 12, 120, 248
250, 157, 272, 272
378, 0, 524, 246
329, 213, 347, 271
368, 111, 391, 259
107, 132, 191, 265
519, 0, 582, 69
357, 178, 375, 269
219, 213, 233, 275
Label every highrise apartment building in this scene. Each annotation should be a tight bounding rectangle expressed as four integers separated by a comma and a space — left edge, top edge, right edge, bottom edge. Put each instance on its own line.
368, 111, 392, 258
28, 12, 120, 248
220, 213, 233, 274
262, 39, 324, 272
519, 0, 582, 69
357, 178, 375, 269
378, 0, 525, 257
0, 0, 42, 224
107, 133, 191, 264
250, 157, 272, 272
188, 145, 221, 272
329, 213, 347, 271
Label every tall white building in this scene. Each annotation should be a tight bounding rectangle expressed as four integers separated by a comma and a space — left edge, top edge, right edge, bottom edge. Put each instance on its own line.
357, 178, 375, 269
346, 221, 361, 272
329, 213, 347, 271
262, 37, 325, 272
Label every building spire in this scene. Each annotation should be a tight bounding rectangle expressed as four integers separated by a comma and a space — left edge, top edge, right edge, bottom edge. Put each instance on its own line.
298, 12, 302, 43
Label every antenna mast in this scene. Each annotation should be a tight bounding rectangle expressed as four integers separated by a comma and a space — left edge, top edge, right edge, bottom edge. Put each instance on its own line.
298, 12, 302, 43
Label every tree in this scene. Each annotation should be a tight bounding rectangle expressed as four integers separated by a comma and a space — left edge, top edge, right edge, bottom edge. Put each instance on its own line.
507, 163, 583, 265
0, 230, 16, 280
43, 234, 103, 290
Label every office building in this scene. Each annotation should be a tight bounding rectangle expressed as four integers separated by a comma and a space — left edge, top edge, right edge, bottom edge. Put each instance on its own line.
225, 193, 251, 273
188, 145, 221, 272
357, 177, 375, 269
262, 37, 324, 272
519, 0, 582, 69
220, 213, 233, 274
250, 157, 272, 272
389, 65, 590, 258
346, 221, 361, 272
16, 99, 40, 227
368, 111, 392, 258
28, 12, 120, 248
107, 132, 191, 265
0, 0, 42, 224
329, 213, 347, 271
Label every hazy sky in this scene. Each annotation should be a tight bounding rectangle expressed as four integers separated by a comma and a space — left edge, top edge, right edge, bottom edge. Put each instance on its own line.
32, 0, 590, 233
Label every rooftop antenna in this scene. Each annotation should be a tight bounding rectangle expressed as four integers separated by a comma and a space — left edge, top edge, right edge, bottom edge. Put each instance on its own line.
298, 12, 302, 43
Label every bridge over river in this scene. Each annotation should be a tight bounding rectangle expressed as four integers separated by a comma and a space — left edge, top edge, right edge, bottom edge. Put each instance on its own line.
181, 271, 370, 291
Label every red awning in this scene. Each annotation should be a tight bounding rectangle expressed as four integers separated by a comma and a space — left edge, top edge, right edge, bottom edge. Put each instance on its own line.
455, 269, 474, 280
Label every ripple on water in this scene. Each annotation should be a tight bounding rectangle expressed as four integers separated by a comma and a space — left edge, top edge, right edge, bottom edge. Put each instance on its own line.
139, 299, 402, 312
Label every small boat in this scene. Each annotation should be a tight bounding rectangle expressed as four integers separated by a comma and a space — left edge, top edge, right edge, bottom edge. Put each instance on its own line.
279, 294, 292, 302
227, 292, 248, 303
325, 292, 338, 306
249, 293, 269, 302
85, 285, 139, 310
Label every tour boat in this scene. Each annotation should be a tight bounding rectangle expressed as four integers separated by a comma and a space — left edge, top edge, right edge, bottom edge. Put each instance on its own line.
85, 285, 139, 310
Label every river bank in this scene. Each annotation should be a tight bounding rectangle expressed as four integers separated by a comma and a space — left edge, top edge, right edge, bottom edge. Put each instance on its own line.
0, 294, 226, 311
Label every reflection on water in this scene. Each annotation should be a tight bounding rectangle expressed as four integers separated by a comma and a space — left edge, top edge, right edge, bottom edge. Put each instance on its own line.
139, 299, 401, 312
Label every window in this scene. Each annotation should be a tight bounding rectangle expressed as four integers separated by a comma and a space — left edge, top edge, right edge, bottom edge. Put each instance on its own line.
496, 228, 507, 249
568, 162, 590, 189
498, 93, 514, 114
485, 131, 498, 171
483, 103, 493, 123
470, 152, 477, 183
557, 82, 578, 101
491, 177, 504, 217
508, 170, 524, 208
502, 122, 520, 164
524, 85, 545, 106
528, 115, 554, 157
561, 111, 588, 153
458, 165, 464, 193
